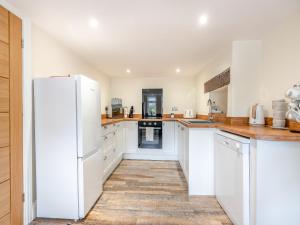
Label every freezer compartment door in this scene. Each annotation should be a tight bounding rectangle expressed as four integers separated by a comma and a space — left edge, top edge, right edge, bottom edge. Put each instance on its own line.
78, 150, 103, 218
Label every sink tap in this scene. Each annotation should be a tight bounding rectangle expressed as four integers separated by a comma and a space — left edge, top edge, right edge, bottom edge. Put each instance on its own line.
207, 99, 213, 121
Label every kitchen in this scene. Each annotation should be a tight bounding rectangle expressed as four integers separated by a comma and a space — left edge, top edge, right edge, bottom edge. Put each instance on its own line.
0, 1, 300, 225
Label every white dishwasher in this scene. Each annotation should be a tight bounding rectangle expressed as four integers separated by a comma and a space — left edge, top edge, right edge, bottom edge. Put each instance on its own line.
214, 130, 250, 225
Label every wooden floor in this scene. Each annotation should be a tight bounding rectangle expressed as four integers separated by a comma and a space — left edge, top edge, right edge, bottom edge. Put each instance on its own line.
32, 160, 232, 225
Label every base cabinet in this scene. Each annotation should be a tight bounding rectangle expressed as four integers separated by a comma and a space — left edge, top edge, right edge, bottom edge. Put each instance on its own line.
124, 121, 138, 153
101, 123, 124, 181
123, 121, 177, 160
250, 140, 300, 225
162, 121, 175, 153
176, 122, 215, 196
176, 123, 189, 179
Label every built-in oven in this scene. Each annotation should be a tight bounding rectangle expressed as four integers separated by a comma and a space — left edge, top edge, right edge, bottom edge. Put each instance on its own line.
138, 121, 162, 149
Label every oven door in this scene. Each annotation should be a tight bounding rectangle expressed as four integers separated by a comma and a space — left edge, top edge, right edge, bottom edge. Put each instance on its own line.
138, 126, 162, 149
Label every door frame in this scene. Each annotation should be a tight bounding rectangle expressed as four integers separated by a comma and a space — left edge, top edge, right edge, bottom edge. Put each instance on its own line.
0, 1, 33, 224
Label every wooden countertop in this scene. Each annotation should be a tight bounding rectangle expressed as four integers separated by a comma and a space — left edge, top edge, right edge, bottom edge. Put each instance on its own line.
218, 124, 300, 142
102, 118, 300, 142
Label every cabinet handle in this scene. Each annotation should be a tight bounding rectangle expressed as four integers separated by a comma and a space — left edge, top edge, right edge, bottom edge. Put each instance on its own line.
113, 148, 116, 152
104, 136, 108, 140
113, 132, 116, 135
104, 126, 107, 129
104, 156, 107, 160
181, 127, 184, 131
223, 141, 230, 146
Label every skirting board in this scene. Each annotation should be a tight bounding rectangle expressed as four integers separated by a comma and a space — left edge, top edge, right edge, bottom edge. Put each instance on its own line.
123, 153, 178, 161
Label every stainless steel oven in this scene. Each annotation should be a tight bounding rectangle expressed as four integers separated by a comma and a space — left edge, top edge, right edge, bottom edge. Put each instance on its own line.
138, 121, 162, 149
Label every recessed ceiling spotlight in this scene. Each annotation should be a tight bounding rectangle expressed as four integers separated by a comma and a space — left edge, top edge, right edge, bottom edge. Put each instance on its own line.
198, 14, 208, 26
89, 18, 99, 29
126, 69, 131, 74
176, 68, 181, 73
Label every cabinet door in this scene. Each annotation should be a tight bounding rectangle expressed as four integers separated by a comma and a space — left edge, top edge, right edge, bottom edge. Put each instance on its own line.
183, 128, 189, 179
174, 122, 180, 155
115, 123, 124, 155
124, 122, 138, 153
162, 121, 175, 153
178, 125, 184, 169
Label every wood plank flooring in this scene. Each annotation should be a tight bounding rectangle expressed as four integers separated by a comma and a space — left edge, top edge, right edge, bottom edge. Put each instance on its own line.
32, 160, 232, 225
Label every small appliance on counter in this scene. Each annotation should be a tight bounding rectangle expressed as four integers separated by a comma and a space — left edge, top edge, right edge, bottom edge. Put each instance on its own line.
184, 109, 195, 119
286, 84, 300, 132
170, 106, 178, 118
249, 104, 265, 126
272, 99, 288, 129
111, 98, 124, 118
129, 106, 134, 118
123, 106, 128, 118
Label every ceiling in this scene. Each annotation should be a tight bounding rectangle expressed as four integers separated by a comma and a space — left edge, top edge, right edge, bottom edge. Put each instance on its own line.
7, 0, 300, 77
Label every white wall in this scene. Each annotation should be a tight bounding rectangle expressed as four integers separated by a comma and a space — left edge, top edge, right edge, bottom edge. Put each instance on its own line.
230, 40, 262, 116
111, 76, 197, 114
209, 86, 228, 114
196, 12, 300, 117
31, 24, 111, 113
258, 13, 300, 116
196, 47, 231, 115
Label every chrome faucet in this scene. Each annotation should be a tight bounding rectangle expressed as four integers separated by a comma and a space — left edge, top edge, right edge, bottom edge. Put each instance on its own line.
207, 99, 213, 121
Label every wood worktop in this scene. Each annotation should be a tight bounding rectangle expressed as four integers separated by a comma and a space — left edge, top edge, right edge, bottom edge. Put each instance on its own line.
101, 117, 300, 142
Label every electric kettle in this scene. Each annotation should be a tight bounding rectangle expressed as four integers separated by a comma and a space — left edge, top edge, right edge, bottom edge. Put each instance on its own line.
249, 104, 265, 125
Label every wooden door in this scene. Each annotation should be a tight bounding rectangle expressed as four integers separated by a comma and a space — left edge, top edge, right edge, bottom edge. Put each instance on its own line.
0, 5, 23, 225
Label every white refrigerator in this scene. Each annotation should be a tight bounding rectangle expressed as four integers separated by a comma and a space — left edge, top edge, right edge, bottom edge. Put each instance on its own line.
34, 75, 103, 219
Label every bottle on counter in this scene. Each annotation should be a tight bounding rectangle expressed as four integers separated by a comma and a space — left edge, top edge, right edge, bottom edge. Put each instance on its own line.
129, 106, 134, 118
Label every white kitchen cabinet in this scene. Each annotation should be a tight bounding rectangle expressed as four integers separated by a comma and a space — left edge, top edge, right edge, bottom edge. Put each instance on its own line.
162, 121, 175, 153
249, 140, 300, 225
115, 122, 124, 155
188, 128, 215, 195
124, 121, 138, 153
176, 123, 188, 178
174, 122, 180, 156
183, 127, 189, 180
175, 122, 215, 196
102, 123, 123, 181
176, 123, 184, 168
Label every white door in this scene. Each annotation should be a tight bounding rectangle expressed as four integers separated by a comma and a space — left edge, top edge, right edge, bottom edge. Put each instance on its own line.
78, 150, 103, 218
125, 122, 138, 153
174, 122, 180, 156
116, 123, 124, 155
178, 125, 184, 169
162, 121, 175, 153
76, 76, 101, 157
183, 127, 189, 179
